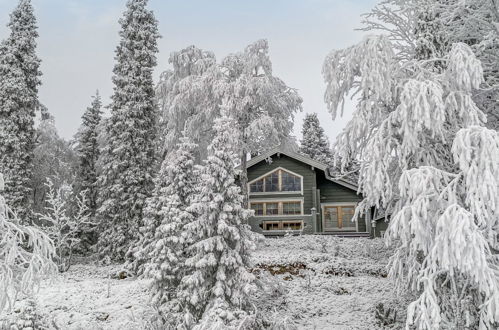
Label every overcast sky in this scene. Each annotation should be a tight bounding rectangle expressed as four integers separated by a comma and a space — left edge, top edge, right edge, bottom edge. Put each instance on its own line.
0, 0, 377, 142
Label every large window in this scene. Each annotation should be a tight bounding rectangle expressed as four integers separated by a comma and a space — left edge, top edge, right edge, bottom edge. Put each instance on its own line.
249, 169, 302, 194
249, 200, 303, 216
282, 201, 301, 215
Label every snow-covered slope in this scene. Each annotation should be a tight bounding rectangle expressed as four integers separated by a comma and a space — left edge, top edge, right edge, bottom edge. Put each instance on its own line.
1, 236, 406, 330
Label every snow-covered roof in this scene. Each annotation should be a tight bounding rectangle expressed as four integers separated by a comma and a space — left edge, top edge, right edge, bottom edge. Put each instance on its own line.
244, 146, 359, 192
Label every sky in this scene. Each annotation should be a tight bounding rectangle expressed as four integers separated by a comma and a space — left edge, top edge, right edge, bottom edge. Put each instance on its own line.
0, 0, 377, 142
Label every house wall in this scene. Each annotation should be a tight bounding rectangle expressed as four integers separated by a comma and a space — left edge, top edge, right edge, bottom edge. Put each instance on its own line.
247, 154, 368, 235
247, 154, 316, 234
316, 171, 367, 232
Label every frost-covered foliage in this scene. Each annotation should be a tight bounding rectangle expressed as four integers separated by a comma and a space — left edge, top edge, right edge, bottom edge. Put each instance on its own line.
10, 298, 45, 330
362, 0, 499, 130
128, 138, 199, 325
178, 116, 259, 328
220, 39, 303, 204
36, 179, 90, 272
31, 110, 76, 215
299, 113, 333, 164
75, 91, 102, 217
0, 0, 41, 221
155, 46, 221, 160
97, 0, 159, 262
0, 173, 56, 316
324, 33, 499, 328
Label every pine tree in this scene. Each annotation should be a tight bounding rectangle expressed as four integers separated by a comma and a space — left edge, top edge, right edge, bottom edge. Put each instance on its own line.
0, 0, 41, 221
178, 116, 258, 328
97, 0, 159, 262
131, 138, 199, 326
299, 113, 333, 164
76, 91, 102, 216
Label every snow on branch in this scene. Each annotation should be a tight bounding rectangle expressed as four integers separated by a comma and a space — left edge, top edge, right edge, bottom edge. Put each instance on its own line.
0, 173, 57, 315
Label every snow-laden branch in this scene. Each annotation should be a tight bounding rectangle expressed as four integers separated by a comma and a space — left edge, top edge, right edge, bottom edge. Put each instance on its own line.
0, 173, 57, 315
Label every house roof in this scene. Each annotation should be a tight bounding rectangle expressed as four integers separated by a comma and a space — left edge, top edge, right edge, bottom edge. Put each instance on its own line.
243, 146, 359, 192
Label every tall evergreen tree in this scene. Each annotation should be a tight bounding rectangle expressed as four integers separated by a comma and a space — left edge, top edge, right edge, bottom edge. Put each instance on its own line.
179, 116, 258, 328
76, 91, 102, 216
0, 0, 41, 220
132, 138, 199, 326
97, 0, 159, 262
299, 113, 333, 164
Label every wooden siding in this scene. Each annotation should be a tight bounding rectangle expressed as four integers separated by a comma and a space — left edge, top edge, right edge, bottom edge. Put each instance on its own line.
315, 171, 367, 233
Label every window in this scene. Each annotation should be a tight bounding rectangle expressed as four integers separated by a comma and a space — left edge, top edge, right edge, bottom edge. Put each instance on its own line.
263, 221, 280, 231
282, 201, 301, 215
264, 172, 279, 192
249, 200, 303, 216
282, 221, 303, 231
281, 171, 301, 192
265, 202, 279, 215
249, 179, 264, 193
323, 205, 357, 231
248, 169, 301, 194
250, 203, 263, 216
263, 220, 304, 231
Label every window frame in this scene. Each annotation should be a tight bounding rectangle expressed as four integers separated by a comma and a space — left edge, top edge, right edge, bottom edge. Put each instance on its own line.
249, 198, 304, 217
248, 167, 304, 195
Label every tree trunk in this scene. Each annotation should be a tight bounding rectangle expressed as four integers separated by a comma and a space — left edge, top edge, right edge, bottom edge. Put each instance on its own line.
240, 151, 249, 209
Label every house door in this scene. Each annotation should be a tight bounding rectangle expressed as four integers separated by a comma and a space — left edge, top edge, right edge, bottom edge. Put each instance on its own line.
323, 205, 356, 231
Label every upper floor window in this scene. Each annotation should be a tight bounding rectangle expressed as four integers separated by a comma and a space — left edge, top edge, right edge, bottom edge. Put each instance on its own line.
249, 168, 302, 194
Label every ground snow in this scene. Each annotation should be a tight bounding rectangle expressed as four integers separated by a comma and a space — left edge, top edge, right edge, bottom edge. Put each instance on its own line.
1, 236, 405, 329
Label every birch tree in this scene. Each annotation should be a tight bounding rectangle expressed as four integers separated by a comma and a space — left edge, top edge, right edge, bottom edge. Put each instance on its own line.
323, 34, 499, 328
220, 39, 303, 206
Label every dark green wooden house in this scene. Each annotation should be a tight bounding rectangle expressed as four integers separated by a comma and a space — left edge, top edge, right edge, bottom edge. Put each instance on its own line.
244, 147, 387, 238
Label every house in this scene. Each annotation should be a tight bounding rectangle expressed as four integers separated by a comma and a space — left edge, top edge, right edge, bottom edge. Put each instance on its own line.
244, 147, 387, 238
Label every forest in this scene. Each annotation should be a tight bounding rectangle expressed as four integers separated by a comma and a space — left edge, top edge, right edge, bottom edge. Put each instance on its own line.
1, 0, 499, 329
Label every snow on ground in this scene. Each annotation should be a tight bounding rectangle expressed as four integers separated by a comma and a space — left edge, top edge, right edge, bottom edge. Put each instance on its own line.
1, 236, 407, 329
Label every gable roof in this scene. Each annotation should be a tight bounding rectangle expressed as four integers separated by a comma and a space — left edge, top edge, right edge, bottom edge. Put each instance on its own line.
244, 146, 359, 192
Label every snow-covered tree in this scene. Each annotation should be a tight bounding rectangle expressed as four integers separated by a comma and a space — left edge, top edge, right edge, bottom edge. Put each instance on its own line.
299, 113, 333, 164
220, 40, 303, 206
129, 138, 199, 326
0, 173, 56, 315
0, 0, 42, 221
97, 0, 160, 262
75, 91, 102, 216
324, 31, 499, 328
31, 111, 76, 215
155, 46, 222, 160
36, 179, 90, 272
362, 0, 499, 130
178, 116, 258, 328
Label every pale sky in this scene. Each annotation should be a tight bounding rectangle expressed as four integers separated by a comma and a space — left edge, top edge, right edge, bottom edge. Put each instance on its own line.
0, 0, 377, 142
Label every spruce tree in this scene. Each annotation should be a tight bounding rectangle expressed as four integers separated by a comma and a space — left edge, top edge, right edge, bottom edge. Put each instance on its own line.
97, 0, 159, 262
0, 0, 41, 220
299, 113, 333, 164
76, 91, 102, 216
134, 138, 198, 326
179, 116, 258, 328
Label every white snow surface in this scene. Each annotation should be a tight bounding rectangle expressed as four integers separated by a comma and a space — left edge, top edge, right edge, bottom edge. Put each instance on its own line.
1, 236, 406, 330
